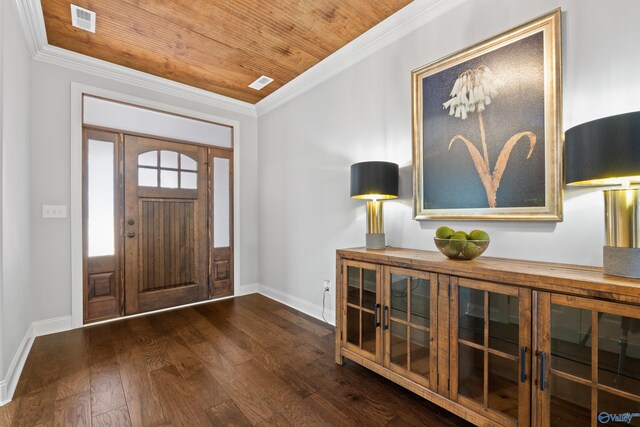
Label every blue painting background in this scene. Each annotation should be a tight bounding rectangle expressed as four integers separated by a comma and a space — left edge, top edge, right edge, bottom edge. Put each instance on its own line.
422, 31, 545, 209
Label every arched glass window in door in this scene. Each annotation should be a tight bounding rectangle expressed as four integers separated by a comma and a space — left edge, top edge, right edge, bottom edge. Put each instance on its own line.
137, 150, 198, 189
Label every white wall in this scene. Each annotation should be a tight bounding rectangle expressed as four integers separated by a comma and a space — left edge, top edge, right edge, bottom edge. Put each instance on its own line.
1, 0, 33, 383
0, 0, 5, 384
257, 0, 640, 320
29, 61, 259, 322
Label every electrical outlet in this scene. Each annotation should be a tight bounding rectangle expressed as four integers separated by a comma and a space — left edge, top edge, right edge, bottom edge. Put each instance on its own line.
323, 280, 331, 291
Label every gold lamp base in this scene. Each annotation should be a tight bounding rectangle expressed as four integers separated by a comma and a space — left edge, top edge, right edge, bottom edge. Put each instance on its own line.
365, 200, 385, 250
603, 188, 640, 278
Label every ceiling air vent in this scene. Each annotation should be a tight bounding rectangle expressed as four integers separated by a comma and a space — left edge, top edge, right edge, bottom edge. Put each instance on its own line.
70, 4, 96, 33
249, 75, 274, 90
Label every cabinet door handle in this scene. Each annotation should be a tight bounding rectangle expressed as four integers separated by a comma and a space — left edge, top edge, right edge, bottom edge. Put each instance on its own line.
538, 351, 547, 391
383, 306, 389, 331
520, 346, 527, 383
375, 303, 381, 327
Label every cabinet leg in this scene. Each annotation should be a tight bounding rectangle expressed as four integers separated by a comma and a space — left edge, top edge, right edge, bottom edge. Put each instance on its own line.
335, 352, 344, 365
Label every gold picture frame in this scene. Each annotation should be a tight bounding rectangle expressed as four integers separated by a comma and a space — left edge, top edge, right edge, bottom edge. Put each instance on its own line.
412, 9, 562, 221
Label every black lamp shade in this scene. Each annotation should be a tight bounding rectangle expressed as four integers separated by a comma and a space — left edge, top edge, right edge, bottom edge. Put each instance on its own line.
565, 111, 640, 186
350, 161, 399, 200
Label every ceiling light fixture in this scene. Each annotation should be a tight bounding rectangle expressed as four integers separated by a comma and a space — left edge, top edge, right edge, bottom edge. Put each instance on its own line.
70, 4, 96, 33
249, 75, 274, 90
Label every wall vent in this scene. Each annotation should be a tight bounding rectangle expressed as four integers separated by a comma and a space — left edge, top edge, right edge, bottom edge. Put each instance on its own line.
70, 4, 96, 33
249, 75, 274, 90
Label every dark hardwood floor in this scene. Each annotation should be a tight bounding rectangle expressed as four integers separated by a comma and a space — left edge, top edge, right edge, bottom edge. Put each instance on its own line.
0, 294, 470, 426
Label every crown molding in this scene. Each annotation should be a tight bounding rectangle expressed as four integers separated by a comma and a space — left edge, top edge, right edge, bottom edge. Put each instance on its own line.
35, 45, 258, 117
255, 0, 466, 116
13, 0, 466, 119
12, 0, 257, 118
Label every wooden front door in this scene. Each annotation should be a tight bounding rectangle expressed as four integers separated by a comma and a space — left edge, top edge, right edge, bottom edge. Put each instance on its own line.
124, 135, 209, 314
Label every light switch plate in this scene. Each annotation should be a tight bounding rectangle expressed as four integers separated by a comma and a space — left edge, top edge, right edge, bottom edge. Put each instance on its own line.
42, 205, 67, 218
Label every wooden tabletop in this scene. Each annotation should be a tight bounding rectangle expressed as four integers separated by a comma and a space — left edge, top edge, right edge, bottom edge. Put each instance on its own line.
337, 247, 640, 304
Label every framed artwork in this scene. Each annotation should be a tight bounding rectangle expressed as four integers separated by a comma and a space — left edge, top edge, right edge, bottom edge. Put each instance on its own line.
412, 9, 562, 221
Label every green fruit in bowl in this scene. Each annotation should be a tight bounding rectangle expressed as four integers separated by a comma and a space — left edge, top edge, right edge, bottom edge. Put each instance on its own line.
448, 233, 467, 251
469, 229, 490, 241
441, 244, 461, 258
457, 231, 471, 239
435, 226, 455, 239
462, 241, 484, 258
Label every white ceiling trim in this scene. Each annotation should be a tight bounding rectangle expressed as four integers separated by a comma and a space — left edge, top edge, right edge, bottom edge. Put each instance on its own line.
13, 0, 464, 118
255, 0, 466, 116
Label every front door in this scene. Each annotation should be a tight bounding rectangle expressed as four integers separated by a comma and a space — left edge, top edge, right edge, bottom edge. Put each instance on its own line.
123, 135, 209, 314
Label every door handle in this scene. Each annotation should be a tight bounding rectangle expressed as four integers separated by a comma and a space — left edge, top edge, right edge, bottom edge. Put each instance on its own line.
375, 303, 381, 327
538, 351, 547, 390
520, 346, 527, 383
127, 232, 135, 238
383, 306, 389, 331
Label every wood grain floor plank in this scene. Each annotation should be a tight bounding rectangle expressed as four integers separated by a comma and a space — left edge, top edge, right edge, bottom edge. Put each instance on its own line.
11, 383, 57, 427
53, 390, 91, 427
204, 399, 252, 426
254, 413, 293, 427
92, 405, 133, 427
90, 362, 127, 416
7, 295, 471, 427
116, 346, 168, 427
0, 399, 17, 426
149, 364, 212, 427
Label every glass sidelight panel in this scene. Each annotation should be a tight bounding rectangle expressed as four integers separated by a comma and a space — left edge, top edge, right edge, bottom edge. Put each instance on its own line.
459, 287, 484, 345
459, 344, 484, 405
598, 314, 640, 397
212, 157, 229, 247
87, 139, 115, 257
550, 304, 592, 380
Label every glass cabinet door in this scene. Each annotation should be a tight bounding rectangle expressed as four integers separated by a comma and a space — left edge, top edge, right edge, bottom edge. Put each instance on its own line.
452, 278, 531, 427
383, 267, 437, 389
342, 261, 381, 363
536, 293, 640, 427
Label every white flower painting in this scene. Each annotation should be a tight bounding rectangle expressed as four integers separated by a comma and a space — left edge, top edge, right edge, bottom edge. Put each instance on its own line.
442, 66, 537, 208
412, 9, 562, 221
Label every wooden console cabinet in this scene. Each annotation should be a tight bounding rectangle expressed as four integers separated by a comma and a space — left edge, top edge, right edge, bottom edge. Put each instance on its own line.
336, 248, 640, 427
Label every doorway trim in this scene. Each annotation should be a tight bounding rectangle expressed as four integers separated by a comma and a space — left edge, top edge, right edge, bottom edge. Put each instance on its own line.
70, 82, 241, 328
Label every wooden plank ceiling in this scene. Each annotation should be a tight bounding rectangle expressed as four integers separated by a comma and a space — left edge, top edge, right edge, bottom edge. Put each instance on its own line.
41, 0, 412, 104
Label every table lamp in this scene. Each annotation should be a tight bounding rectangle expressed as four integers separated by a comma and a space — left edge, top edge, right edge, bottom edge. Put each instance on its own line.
565, 111, 640, 278
350, 161, 399, 250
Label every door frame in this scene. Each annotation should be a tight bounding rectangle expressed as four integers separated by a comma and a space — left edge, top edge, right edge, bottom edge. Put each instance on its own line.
71, 83, 241, 328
